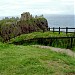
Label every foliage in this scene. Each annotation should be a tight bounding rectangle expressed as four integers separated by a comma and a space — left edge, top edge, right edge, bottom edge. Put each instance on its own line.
0, 36, 4, 42
9, 31, 71, 43
8, 32, 50, 42
8, 31, 75, 50
0, 17, 48, 41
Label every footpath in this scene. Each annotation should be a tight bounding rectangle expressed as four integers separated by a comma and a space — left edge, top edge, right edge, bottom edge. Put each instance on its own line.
33, 45, 75, 57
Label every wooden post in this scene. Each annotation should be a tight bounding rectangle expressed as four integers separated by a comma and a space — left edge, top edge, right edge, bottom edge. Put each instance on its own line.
48, 27, 50, 31
53, 27, 54, 33
71, 37, 73, 48
49, 27, 50, 31
40, 38, 42, 44
59, 27, 60, 34
66, 27, 68, 34
50, 38, 52, 46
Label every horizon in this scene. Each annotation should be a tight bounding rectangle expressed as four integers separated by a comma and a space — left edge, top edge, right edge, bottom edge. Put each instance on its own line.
0, 14, 75, 18
0, 14, 75, 21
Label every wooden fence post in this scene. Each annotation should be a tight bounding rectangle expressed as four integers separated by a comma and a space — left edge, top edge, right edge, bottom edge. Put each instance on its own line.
49, 27, 50, 31
66, 27, 68, 34
53, 27, 54, 33
48, 27, 50, 31
59, 27, 60, 34
71, 37, 73, 48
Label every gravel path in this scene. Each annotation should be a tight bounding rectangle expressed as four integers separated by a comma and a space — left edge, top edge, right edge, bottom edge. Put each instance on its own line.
33, 45, 75, 57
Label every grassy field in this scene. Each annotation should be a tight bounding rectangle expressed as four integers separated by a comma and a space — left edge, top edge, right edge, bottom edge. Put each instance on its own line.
0, 42, 75, 75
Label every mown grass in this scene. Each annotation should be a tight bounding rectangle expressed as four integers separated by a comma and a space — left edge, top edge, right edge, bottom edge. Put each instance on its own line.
0, 42, 75, 75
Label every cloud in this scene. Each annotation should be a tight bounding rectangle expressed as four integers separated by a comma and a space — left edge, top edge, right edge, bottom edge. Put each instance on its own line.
0, 0, 74, 16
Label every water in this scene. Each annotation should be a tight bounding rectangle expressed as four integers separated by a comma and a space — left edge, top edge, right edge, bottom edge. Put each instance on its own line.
44, 14, 75, 32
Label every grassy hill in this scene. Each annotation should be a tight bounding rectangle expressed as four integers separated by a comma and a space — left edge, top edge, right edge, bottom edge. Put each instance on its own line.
9, 31, 71, 43
8, 31, 75, 50
0, 42, 75, 75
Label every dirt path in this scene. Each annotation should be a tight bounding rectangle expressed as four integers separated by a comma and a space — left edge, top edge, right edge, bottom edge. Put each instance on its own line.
33, 45, 75, 57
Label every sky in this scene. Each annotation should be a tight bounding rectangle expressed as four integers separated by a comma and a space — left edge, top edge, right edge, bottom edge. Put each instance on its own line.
0, 0, 74, 16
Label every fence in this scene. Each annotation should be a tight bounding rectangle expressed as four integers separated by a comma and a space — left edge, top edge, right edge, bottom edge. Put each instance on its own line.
33, 37, 75, 49
13, 36, 75, 49
48, 27, 75, 34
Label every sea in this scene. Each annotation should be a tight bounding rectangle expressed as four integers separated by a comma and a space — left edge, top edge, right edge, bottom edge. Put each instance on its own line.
44, 14, 75, 32
0, 14, 75, 32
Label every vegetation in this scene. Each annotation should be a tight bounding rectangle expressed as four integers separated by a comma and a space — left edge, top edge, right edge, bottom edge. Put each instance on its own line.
8, 31, 75, 50
0, 42, 75, 75
0, 13, 75, 75
9, 32, 71, 43
0, 16, 48, 41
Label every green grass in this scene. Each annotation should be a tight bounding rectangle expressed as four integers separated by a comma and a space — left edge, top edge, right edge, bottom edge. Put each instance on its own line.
9, 31, 72, 43
8, 31, 75, 50
0, 42, 75, 75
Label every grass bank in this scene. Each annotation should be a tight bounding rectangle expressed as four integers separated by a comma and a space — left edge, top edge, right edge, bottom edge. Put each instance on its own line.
9, 32, 71, 43
0, 42, 75, 75
8, 32, 75, 50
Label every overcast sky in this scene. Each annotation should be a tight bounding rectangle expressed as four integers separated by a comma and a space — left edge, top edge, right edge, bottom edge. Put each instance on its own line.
0, 0, 74, 16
